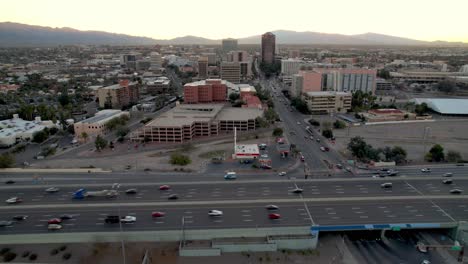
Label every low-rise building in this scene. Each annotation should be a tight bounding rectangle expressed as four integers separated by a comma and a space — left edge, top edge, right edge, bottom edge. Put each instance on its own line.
130, 104, 262, 143
73, 110, 130, 142
97, 80, 140, 109
146, 77, 171, 94
0, 115, 57, 147
302, 91, 352, 114
184, 79, 228, 104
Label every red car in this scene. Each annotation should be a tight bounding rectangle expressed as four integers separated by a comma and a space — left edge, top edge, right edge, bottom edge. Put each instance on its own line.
48, 218, 62, 224
268, 213, 281, 219
159, 185, 171, 190
151, 211, 165, 218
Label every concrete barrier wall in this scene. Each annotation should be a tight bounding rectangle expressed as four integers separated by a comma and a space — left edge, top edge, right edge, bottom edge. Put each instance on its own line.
213, 243, 277, 253
271, 238, 317, 250
179, 248, 221, 257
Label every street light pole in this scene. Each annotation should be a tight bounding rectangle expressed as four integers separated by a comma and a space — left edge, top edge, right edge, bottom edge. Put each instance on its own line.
113, 183, 126, 264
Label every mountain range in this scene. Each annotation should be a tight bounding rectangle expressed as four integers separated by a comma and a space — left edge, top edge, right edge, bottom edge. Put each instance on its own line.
0, 22, 466, 47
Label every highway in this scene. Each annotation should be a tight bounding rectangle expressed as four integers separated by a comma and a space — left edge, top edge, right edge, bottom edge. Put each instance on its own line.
1, 178, 467, 205
0, 199, 465, 234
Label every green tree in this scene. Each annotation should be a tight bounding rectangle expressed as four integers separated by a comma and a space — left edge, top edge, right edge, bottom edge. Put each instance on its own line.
390, 146, 407, 164
255, 117, 269, 128
229, 93, 240, 102
170, 153, 191, 166
322, 129, 334, 139
415, 103, 429, 116
426, 144, 444, 162
58, 93, 71, 107
32, 129, 49, 143
377, 69, 391, 79
308, 119, 320, 126
333, 120, 346, 129
116, 127, 130, 138
81, 132, 89, 142
94, 135, 108, 151
264, 108, 279, 122
0, 153, 15, 168
347, 136, 381, 162
272, 128, 284, 137
291, 97, 310, 114
446, 150, 462, 162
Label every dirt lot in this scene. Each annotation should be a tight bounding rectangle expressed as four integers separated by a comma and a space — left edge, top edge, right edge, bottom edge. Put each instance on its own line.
333, 119, 468, 162
33, 130, 275, 172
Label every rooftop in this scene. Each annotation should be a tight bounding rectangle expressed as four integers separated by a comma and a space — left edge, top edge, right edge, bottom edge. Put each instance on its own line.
305, 91, 351, 96
77, 110, 126, 124
413, 98, 468, 115
235, 144, 260, 155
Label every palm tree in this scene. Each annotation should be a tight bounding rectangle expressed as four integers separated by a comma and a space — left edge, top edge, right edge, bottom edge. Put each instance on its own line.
81, 132, 88, 143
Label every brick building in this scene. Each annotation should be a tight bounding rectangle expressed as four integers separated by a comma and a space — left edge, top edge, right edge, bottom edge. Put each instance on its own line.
183, 79, 227, 104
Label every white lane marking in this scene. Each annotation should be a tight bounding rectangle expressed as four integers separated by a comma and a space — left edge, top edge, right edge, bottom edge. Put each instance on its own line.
95, 223, 104, 225
135, 197, 143, 199
242, 215, 251, 217
189, 189, 197, 191
458, 205, 466, 208
405, 206, 413, 208
35, 224, 44, 227
262, 193, 270, 196
297, 208, 305, 211
241, 210, 251, 212
58, 198, 65, 201
378, 206, 387, 209
336, 192, 345, 194
184, 220, 193, 224
387, 215, 396, 218
416, 214, 424, 217
99, 213, 108, 216
351, 207, 361, 210
184, 216, 193, 219
331, 217, 341, 220
63, 224, 75, 226
128, 213, 136, 215
327, 212, 336, 215
355, 211, 364, 214
213, 220, 223, 223
359, 216, 369, 218
31, 199, 40, 201
299, 213, 308, 216
312, 192, 320, 195
243, 219, 253, 222
185, 195, 193, 198
154, 221, 164, 224
185, 211, 192, 214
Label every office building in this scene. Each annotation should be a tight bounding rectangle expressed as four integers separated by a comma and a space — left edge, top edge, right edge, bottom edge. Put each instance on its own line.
227, 51, 249, 62
220, 62, 241, 84
74, 110, 130, 142
184, 79, 228, 104
198, 57, 208, 79
130, 104, 262, 143
261, 32, 276, 64
120, 54, 136, 66
376, 78, 394, 90
146, 77, 171, 94
281, 59, 304, 76
302, 91, 352, 114
97, 80, 140, 109
0, 115, 58, 147
222, 38, 238, 52
202, 52, 217, 65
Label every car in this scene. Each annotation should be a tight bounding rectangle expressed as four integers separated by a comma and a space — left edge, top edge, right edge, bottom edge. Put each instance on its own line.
168, 194, 178, 200
265, 205, 279, 210
345, 167, 352, 172
4, 180, 15, 184
324, 147, 330, 151
380, 168, 390, 172
310, 136, 314, 140
278, 172, 286, 176
208, 210, 223, 216
45, 187, 60, 193
443, 172, 453, 177
421, 168, 431, 173
224, 172, 237, 180
47, 224, 62, 230
336, 164, 343, 169
268, 213, 281, 219
289, 131, 296, 135
291, 188, 303, 194
442, 179, 453, 184
258, 144, 267, 150
12, 215, 28, 221
387, 170, 399, 176
120, 216, 136, 223
416, 241, 428, 253
297, 122, 301, 125
48, 218, 62, 224
260, 154, 269, 158
381, 183, 393, 188
316, 138, 321, 142
261, 164, 272, 169
151, 211, 165, 218
159, 185, 171, 190
421, 260, 430, 264
320, 146, 326, 152
59, 214, 74, 220
0, 221, 13, 227
450, 188, 463, 194
300, 156, 305, 162
105, 215, 120, 224
5, 197, 22, 204
239, 159, 252, 164
304, 136, 308, 140
125, 188, 138, 194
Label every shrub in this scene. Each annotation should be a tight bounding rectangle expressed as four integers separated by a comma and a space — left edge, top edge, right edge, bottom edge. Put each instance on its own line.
0, 247, 11, 255
21, 251, 30, 258
272, 128, 283, 137
29, 253, 37, 260
32, 130, 49, 143
333, 120, 346, 129
309, 119, 320, 126
3, 252, 16, 262
170, 153, 191, 166
0, 153, 15, 168
50, 249, 59, 256
62, 253, 72, 260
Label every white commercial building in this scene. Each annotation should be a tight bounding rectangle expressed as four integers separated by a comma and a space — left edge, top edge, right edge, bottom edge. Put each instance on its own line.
0, 115, 58, 147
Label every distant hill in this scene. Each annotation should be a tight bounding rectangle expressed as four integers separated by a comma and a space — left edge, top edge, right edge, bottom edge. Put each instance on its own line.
0, 22, 466, 47
0, 22, 157, 46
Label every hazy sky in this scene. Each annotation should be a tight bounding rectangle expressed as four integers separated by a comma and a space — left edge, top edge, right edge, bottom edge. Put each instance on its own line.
3, 0, 468, 42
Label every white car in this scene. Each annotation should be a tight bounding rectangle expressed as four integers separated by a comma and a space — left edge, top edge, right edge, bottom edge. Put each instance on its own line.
297, 122, 301, 125
260, 154, 269, 158
45, 187, 60, 193
278, 172, 286, 176
48, 224, 62, 230
208, 210, 223, 216
443, 172, 453, 177
120, 216, 136, 223
5, 197, 22, 204
421, 168, 431, 173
